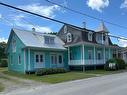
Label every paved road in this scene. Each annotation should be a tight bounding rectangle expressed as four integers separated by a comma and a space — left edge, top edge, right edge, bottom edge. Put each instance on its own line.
3, 72, 127, 95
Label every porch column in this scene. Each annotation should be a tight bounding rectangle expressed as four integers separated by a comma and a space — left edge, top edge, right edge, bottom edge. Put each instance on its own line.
68, 47, 70, 65
103, 47, 106, 64
28, 48, 31, 71
82, 44, 85, 72
94, 46, 96, 64
24, 49, 26, 74
108, 48, 111, 59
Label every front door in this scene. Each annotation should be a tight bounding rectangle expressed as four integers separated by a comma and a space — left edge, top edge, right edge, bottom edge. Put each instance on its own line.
34, 53, 44, 68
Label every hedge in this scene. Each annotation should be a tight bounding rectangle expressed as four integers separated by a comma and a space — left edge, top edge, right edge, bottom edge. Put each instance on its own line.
35, 68, 67, 76
0, 59, 8, 67
105, 58, 126, 71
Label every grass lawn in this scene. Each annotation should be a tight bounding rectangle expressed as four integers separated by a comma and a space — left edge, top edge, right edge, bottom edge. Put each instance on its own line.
1, 67, 127, 84
0, 83, 4, 92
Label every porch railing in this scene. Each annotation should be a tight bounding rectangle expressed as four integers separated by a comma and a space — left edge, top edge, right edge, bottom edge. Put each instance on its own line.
69, 59, 105, 65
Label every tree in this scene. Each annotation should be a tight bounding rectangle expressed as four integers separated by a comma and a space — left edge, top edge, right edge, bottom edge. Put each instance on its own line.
0, 42, 7, 60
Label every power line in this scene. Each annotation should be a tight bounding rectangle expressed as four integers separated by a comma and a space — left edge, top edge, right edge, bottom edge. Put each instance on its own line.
0, 1, 127, 42
45, 0, 127, 30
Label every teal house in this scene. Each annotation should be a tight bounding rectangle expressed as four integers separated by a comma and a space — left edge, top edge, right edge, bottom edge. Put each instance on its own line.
6, 22, 121, 73
6, 28, 68, 73
58, 22, 120, 71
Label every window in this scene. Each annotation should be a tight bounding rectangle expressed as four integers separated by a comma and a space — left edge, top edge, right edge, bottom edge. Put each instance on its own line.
44, 36, 55, 44
40, 55, 43, 62
67, 33, 72, 42
88, 50, 92, 59
36, 55, 39, 63
35, 54, 44, 63
18, 55, 21, 64
97, 51, 101, 60
88, 32, 93, 41
58, 55, 63, 64
12, 40, 16, 52
64, 25, 67, 33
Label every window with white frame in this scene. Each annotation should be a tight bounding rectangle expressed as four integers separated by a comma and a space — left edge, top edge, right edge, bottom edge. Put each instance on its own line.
35, 54, 44, 63
64, 25, 67, 33
88, 32, 93, 41
18, 54, 21, 64
67, 33, 72, 42
97, 51, 101, 60
12, 40, 16, 52
88, 50, 92, 60
58, 55, 63, 64
44, 36, 55, 44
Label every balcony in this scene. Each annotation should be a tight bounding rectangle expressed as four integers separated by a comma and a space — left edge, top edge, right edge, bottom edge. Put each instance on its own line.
69, 59, 105, 65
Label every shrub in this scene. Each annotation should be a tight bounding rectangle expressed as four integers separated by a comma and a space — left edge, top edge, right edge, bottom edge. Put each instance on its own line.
105, 58, 126, 71
0, 59, 8, 67
35, 68, 67, 76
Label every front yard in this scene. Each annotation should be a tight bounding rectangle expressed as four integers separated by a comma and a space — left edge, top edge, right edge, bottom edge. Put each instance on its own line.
0, 83, 4, 92
2, 68, 127, 84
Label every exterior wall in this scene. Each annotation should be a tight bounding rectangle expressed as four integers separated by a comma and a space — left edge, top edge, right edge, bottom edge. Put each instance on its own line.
7, 32, 25, 73
25, 49, 68, 72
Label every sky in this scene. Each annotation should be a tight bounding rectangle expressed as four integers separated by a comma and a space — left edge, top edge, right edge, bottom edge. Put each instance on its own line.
0, 0, 127, 46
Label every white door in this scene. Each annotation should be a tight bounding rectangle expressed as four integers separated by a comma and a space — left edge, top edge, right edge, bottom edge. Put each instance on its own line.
34, 53, 45, 68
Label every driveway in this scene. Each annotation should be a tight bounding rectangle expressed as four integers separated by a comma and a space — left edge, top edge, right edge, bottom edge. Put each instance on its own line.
2, 72, 127, 95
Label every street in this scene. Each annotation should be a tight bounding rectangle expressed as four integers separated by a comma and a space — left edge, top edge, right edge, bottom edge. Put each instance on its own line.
3, 72, 127, 95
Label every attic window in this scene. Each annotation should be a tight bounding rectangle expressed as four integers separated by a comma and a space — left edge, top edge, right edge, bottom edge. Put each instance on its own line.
67, 33, 72, 42
88, 32, 93, 41
12, 39, 16, 52
44, 36, 55, 44
64, 25, 67, 33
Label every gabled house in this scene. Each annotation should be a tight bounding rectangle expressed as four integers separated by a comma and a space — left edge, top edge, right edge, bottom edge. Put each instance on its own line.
6, 28, 68, 73
6, 22, 122, 73
57, 22, 120, 70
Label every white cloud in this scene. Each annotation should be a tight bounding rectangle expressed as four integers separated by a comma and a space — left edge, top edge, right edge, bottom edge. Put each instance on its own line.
86, 0, 109, 12
121, 0, 127, 9
18, 3, 60, 18
0, 14, 2, 18
118, 38, 127, 47
0, 37, 8, 43
10, 14, 52, 33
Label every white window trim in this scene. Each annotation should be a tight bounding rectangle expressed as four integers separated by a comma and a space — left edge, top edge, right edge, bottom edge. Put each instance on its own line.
67, 33, 72, 42
97, 51, 101, 60
12, 39, 16, 53
34, 52, 45, 64
58, 54, 63, 64
88, 32, 93, 41
64, 25, 67, 33
18, 54, 21, 65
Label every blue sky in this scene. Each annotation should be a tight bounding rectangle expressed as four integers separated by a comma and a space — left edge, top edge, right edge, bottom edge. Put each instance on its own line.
0, 0, 127, 46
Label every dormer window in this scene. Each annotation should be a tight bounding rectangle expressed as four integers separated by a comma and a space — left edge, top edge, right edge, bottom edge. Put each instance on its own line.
67, 33, 72, 42
64, 25, 67, 34
44, 36, 55, 44
88, 32, 93, 41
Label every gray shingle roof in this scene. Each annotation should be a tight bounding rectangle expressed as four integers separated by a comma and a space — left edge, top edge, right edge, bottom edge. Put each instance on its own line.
12, 28, 66, 50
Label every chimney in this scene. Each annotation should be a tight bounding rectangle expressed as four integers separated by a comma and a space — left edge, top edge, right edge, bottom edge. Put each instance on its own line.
32, 28, 35, 32
82, 22, 86, 29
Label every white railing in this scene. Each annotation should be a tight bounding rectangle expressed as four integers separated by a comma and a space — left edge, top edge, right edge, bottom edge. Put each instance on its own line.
69, 59, 105, 65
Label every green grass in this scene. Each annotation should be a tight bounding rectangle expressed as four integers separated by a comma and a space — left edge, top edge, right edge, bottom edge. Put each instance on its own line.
3, 71, 96, 83
1, 68, 127, 84
0, 83, 4, 92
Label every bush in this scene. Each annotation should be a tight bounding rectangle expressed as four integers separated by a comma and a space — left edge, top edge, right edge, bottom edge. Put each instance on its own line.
35, 68, 67, 76
0, 59, 8, 67
105, 58, 126, 71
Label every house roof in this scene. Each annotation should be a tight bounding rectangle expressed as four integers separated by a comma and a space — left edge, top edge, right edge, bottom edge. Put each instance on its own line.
96, 22, 109, 33
12, 28, 66, 50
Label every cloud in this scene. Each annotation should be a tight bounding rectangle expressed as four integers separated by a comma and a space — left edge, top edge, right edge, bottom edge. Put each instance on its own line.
121, 0, 127, 9
118, 38, 127, 47
10, 14, 52, 33
18, 3, 60, 18
86, 0, 109, 12
0, 37, 8, 43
